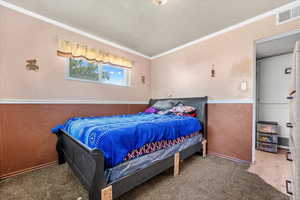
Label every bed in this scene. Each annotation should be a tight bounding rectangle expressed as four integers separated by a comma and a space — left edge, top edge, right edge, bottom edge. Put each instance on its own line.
54, 97, 208, 200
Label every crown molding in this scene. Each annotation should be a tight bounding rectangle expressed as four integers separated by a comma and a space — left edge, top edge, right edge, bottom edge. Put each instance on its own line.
151, 1, 300, 59
0, 0, 151, 59
1, 0, 299, 61
256, 28, 300, 44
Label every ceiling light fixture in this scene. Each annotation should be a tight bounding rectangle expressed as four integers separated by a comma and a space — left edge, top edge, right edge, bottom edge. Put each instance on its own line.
153, 0, 167, 6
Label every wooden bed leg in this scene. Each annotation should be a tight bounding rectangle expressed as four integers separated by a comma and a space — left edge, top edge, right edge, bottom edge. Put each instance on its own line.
174, 152, 180, 176
101, 185, 112, 200
202, 140, 207, 158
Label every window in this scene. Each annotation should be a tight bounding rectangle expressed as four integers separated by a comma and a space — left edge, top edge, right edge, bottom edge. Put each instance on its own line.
67, 58, 131, 86
68, 58, 100, 81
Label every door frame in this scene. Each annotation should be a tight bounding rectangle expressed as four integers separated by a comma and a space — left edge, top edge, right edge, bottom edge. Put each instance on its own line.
252, 29, 300, 163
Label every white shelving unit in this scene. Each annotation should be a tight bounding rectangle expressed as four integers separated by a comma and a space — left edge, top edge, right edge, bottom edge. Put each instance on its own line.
287, 40, 300, 200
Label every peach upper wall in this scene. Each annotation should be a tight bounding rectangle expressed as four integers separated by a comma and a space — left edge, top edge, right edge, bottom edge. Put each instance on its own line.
150, 15, 300, 100
0, 6, 151, 102
1, 5, 300, 102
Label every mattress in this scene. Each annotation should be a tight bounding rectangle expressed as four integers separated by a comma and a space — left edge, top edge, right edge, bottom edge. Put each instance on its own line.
105, 133, 202, 183
56, 113, 202, 168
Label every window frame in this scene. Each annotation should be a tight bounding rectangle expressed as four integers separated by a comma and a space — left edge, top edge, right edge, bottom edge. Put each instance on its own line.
65, 58, 131, 87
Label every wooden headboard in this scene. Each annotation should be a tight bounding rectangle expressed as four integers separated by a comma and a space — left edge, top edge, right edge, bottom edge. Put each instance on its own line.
149, 96, 208, 139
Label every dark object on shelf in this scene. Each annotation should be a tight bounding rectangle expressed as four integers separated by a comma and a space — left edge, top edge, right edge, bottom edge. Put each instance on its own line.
256, 121, 279, 153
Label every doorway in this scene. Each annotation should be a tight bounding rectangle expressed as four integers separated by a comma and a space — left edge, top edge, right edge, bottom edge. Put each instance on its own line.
249, 30, 300, 194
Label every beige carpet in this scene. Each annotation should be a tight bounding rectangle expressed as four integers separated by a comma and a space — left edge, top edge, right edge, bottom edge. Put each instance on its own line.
248, 150, 291, 194
0, 155, 289, 200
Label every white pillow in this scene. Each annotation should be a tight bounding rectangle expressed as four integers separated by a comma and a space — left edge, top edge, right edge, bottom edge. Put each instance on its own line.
152, 100, 175, 110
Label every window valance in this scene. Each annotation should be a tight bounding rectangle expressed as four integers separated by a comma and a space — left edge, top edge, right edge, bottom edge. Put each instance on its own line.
57, 40, 133, 68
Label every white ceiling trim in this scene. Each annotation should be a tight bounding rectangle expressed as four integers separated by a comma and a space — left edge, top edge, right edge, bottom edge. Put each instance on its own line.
256, 28, 300, 44
151, 1, 300, 59
0, 0, 151, 59
1, 0, 299, 60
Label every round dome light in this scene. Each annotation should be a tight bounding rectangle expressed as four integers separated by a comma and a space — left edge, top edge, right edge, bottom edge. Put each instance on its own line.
153, 0, 168, 6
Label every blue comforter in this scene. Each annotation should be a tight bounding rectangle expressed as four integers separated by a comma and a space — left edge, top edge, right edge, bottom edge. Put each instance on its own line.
55, 113, 202, 168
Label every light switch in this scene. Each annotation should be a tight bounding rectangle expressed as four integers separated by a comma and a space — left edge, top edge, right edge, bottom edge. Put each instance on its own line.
241, 81, 247, 91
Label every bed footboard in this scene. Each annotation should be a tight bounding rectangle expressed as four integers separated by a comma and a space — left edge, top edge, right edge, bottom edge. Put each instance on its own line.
56, 130, 106, 200
56, 131, 206, 200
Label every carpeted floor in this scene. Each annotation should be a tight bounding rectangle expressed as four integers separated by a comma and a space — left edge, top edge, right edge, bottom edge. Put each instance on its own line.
0, 155, 289, 200
248, 150, 291, 194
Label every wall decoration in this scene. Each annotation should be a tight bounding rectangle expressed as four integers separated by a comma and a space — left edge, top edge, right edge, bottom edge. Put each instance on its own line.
26, 59, 39, 72
141, 75, 146, 84
211, 64, 215, 78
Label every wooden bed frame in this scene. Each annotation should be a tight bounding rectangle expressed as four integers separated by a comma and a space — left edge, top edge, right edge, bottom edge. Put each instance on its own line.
55, 97, 208, 200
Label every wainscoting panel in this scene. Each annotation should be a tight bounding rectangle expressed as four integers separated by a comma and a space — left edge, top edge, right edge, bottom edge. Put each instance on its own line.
0, 105, 4, 177
207, 103, 253, 162
0, 103, 253, 179
0, 104, 148, 179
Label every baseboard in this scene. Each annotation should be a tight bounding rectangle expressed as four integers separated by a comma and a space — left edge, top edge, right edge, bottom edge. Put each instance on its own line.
1, 152, 251, 179
0, 161, 58, 180
208, 151, 251, 164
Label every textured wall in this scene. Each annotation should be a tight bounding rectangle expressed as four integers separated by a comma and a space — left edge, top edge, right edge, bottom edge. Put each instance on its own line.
150, 15, 300, 100
0, 6, 151, 102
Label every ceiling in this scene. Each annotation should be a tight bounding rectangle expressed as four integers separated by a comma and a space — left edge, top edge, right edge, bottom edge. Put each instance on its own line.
257, 32, 300, 59
3, 0, 295, 57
